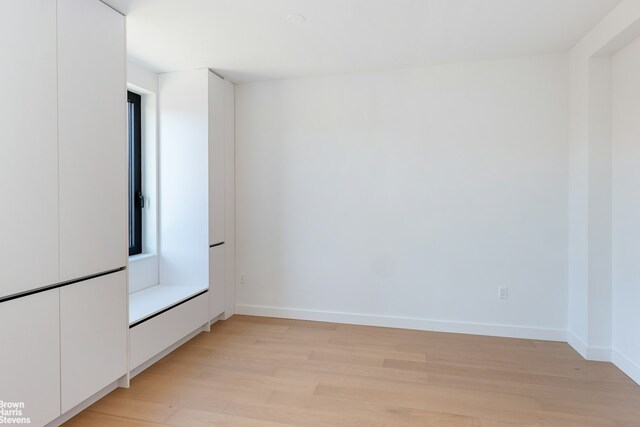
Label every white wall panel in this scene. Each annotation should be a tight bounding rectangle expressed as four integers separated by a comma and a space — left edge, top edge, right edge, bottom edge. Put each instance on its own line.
158, 70, 209, 288
209, 72, 226, 245
0, 1, 58, 297
209, 245, 225, 319
224, 79, 236, 317
612, 35, 640, 382
60, 271, 127, 412
58, 0, 127, 281
0, 290, 60, 426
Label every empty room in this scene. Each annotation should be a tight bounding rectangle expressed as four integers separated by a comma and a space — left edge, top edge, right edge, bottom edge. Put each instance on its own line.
2, 0, 640, 426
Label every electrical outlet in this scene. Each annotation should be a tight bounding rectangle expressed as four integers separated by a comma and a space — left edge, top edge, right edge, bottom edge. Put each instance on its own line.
498, 286, 508, 299
240, 273, 246, 285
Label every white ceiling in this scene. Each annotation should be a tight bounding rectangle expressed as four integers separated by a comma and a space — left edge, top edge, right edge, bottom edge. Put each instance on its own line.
104, 0, 621, 83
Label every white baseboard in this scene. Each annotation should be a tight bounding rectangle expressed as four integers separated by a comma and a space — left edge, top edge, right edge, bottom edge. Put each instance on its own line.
566, 331, 612, 361
612, 350, 640, 385
566, 331, 588, 358
235, 304, 566, 341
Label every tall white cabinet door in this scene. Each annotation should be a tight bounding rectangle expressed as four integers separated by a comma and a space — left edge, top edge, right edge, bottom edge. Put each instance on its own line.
0, 290, 60, 426
0, 1, 59, 298
209, 245, 225, 319
209, 72, 226, 246
57, 0, 127, 281
60, 271, 127, 412
223, 79, 236, 317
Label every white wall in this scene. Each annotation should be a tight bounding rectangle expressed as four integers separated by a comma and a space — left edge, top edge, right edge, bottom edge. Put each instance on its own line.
612, 35, 640, 383
566, 0, 640, 366
158, 69, 210, 289
235, 54, 569, 339
567, 51, 590, 348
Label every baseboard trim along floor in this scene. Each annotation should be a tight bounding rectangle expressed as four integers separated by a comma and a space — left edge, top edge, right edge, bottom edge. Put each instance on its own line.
236, 304, 566, 341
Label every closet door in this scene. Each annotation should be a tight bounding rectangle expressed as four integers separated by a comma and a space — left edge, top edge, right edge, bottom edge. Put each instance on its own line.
0, 1, 58, 297
223, 79, 236, 317
60, 271, 127, 412
57, 0, 127, 281
0, 290, 61, 426
209, 72, 226, 246
209, 245, 225, 319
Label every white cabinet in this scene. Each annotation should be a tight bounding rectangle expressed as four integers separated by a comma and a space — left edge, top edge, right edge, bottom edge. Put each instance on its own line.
209, 73, 226, 246
60, 271, 127, 412
158, 70, 231, 291
130, 292, 209, 371
57, 0, 128, 415
159, 70, 234, 322
223, 79, 236, 317
0, 1, 59, 298
57, 0, 127, 281
0, 0, 128, 423
209, 74, 231, 317
0, 290, 61, 426
209, 245, 225, 319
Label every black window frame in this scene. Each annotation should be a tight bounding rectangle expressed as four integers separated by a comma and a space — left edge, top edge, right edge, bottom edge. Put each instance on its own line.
128, 91, 143, 256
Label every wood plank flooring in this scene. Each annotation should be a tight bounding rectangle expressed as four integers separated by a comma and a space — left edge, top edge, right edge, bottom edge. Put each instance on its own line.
65, 315, 640, 426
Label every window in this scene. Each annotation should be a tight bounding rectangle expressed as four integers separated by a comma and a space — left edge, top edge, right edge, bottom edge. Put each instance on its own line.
128, 91, 143, 256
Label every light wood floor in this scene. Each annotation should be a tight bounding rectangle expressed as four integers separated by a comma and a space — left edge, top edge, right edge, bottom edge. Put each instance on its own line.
65, 315, 640, 426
